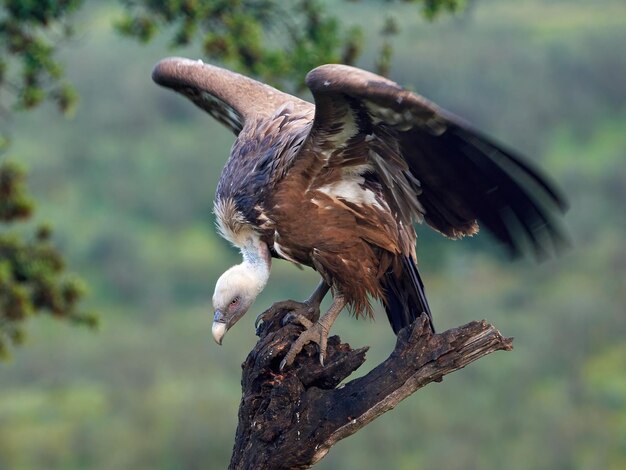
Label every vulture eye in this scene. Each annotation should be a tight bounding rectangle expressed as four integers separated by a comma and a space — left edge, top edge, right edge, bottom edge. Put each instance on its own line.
230, 297, 240, 307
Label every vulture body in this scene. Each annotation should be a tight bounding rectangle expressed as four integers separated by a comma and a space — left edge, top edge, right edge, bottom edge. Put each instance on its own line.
152, 57, 567, 367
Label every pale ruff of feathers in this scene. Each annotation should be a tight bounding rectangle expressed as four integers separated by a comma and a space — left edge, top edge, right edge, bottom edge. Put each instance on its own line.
214, 197, 252, 248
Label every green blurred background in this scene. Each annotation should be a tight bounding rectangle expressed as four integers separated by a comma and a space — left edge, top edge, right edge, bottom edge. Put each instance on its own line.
1, 0, 625, 468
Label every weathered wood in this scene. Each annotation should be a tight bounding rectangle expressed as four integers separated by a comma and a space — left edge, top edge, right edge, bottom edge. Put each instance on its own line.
229, 310, 513, 470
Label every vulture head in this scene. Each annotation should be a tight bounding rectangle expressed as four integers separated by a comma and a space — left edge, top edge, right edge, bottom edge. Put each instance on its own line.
211, 236, 272, 345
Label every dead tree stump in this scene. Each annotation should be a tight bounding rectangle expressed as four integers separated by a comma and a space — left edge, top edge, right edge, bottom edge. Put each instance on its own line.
229, 310, 513, 469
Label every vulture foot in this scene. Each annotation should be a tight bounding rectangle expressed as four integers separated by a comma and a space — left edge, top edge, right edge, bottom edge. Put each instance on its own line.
282, 312, 314, 328
279, 320, 330, 370
255, 299, 320, 330
255, 281, 330, 331
279, 295, 346, 370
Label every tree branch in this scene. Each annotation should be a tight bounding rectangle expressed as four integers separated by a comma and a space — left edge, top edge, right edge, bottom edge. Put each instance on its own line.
229, 311, 513, 470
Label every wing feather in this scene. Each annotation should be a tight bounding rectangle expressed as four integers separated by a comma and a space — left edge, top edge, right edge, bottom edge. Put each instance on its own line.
302, 64, 568, 258
152, 57, 309, 135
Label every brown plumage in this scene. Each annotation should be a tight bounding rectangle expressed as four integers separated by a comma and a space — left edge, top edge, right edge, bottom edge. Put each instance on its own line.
152, 57, 567, 363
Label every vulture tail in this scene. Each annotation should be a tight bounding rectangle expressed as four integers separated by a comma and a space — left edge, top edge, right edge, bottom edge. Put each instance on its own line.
381, 256, 435, 334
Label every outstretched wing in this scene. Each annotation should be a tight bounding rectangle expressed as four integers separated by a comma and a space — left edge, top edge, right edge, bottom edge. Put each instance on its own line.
301, 64, 568, 259
152, 57, 308, 135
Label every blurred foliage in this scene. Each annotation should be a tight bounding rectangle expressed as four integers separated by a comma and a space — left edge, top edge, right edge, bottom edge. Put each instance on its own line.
0, 0, 80, 114
118, 0, 348, 89
118, 0, 463, 87
1, 0, 87, 358
0, 161, 96, 358
0, 161, 33, 221
0, 0, 625, 468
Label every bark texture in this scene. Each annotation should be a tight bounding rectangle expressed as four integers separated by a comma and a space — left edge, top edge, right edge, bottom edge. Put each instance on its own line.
229, 310, 513, 470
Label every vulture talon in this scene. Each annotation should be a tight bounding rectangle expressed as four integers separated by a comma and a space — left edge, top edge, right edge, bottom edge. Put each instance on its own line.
255, 299, 307, 329
256, 281, 329, 332
279, 295, 344, 369
280, 320, 329, 369
282, 312, 314, 329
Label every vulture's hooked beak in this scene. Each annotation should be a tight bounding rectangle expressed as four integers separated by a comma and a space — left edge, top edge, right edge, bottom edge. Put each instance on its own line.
212, 310, 228, 345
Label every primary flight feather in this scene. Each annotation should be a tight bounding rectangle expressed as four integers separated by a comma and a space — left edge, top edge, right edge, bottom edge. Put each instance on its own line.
152, 57, 567, 368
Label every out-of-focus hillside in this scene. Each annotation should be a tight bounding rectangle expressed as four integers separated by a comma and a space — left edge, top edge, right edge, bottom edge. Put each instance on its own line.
1, 0, 625, 468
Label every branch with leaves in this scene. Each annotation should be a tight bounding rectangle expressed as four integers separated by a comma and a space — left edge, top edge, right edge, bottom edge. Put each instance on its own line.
0, 0, 80, 114
0, 161, 97, 358
119, 0, 465, 89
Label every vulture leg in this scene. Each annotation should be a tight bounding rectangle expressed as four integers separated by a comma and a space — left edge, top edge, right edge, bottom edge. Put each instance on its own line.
254, 280, 330, 329
279, 294, 347, 370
